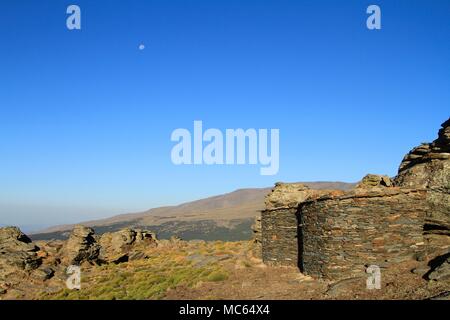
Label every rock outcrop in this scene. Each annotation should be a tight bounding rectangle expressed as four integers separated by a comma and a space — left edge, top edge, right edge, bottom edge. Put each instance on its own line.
395, 118, 450, 230
0, 225, 159, 298
0, 224, 160, 296
395, 118, 450, 189
99, 228, 157, 263
60, 225, 101, 265
395, 118, 450, 275
0, 227, 43, 293
59, 226, 158, 265
0, 227, 42, 278
357, 174, 393, 188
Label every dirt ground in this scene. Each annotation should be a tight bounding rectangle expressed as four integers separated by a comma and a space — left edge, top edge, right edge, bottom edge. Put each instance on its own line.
165, 264, 449, 300
163, 242, 450, 300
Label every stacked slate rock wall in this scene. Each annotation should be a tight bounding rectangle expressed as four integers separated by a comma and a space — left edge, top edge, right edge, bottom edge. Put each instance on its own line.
261, 207, 299, 265
260, 118, 450, 282
261, 183, 335, 266
262, 183, 428, 280
300, 188, 427, 280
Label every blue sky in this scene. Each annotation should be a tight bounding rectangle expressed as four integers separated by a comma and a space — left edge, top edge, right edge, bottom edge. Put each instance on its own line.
0, 0, 449, 231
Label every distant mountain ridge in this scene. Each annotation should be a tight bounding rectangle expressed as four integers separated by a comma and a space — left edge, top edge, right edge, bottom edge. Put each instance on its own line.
31, 182, 355, 241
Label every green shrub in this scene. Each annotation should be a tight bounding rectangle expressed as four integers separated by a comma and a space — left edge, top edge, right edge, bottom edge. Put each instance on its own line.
207, 271, 228, 282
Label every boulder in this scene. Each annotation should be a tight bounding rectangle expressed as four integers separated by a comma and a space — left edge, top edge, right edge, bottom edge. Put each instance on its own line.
395, 118, 450, 189
395, 118, 450, 264
0, 227, 41, 281
60, 225, 101, 265
99, 228, 157, 263
265, 182, 339, 210
356, 174, 393, 188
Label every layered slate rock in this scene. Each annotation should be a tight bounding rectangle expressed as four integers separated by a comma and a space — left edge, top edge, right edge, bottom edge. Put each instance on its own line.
262, 183, 338, 266
395, 118, 450, 188
265, 183, 312, 210
262, 178, 428, 280
0, 227, 42, 278
300, 186, 427, 280
99, 228, 157, 263
60, 226, 158, 265
395, 118, 450, 230
395, 118, 450, 266
60, 225, 101, 265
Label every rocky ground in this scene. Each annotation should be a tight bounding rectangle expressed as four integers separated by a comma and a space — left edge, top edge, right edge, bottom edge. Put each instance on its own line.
0, 225, 449, 300
1, 118, 449, 300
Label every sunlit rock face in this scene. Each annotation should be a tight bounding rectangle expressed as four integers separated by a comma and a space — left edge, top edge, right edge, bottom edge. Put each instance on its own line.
0, 227, 42, 288
395, 118, 450, 264
395, 118, 450, 189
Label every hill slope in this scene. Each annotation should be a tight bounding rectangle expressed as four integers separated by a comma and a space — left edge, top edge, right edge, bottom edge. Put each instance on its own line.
31, 182, 355, 241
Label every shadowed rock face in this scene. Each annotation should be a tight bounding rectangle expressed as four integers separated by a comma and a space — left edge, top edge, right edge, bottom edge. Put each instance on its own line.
394, 119, 450, 279
427, 253, 450, 282
60, 225, 101, 265
0, 227, 42, 282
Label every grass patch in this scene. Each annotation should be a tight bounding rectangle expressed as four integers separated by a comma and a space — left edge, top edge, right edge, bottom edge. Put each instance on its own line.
40, 243, 233, 300
207, 271, 229, 282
